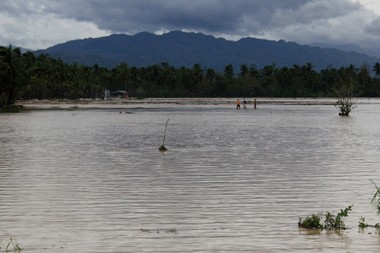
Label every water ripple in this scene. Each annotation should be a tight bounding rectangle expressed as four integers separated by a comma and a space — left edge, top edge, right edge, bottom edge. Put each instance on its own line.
0, 104, 379, 252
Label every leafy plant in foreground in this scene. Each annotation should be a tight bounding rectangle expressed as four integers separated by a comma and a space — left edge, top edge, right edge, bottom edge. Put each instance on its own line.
357, 181, 380, 231
324, 205, 352, 230
299, 205, 352, 230
301, 181, 380, 233
298, 214, 323, 229
371, 180, 380, 215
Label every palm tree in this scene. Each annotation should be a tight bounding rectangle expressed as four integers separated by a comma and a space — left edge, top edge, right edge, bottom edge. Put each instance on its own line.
205, 68, 216, 83
0, 45, 24, 108
223, 64, 234, 80
239, 64, 249, 77
373, 62, 380, 78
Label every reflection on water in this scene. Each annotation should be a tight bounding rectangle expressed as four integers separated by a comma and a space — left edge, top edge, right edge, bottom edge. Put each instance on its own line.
0, 104, 380, 252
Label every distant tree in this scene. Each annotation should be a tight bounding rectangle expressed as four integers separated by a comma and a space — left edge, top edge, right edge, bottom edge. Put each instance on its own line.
0, 45, 25, 108
239, 64, 249, 77
276, 67, 291, 96
4, 45, 380, 101
223, 64, 234, 80
373, 62, 380, 78
205, 68, 216, 83
249, 64, 259, 78
357, 64, 372, 96
115, 62, 130, 93
332, 77, 358, 116
191, 63, 203, 95
260, 64, 278, 96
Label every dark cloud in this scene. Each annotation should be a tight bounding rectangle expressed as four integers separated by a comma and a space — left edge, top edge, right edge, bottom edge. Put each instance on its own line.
1, 0, 380, 51
38, 0, 369, 46
365, 17, 380, 36
269, 0, 361, 27
43, 0, 313, 35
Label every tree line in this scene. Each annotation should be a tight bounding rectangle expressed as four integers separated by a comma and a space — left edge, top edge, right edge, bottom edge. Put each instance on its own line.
1, 45, 380, 108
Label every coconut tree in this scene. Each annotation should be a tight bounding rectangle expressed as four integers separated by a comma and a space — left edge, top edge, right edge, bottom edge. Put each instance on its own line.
0, 45, 24, 109
373, 62, 380, 78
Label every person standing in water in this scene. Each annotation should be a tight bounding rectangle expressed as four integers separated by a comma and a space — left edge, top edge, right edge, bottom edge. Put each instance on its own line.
243, 98, 247, 109
236, 99, 241, 110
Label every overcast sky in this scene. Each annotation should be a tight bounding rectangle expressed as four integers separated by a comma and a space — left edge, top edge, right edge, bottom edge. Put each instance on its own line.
1, 0, 380, 52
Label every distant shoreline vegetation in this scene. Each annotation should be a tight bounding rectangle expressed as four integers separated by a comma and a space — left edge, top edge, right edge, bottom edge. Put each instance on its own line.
1, 45, 380, 109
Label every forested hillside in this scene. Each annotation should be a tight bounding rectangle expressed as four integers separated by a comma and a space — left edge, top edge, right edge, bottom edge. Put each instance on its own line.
35, 31, 380, 71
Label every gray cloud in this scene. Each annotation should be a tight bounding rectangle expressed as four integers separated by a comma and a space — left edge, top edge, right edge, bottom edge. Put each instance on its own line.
365, 17, 380, 36
1, 0, 380, 53
46, 0, 363, 33
43, 0, 311, 34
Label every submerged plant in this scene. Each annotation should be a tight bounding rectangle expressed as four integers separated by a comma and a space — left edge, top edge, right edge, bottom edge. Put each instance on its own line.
358, 217, 368, 228
324, 205, 352, 230
299, 205, 352, 230
370, 180, 380, 215
298, 214, 323, 229
301, 181, 380, 234
0, 104, 22, 113
357, 181, 380, 231
0, 237, 21, 253
332, 77, 358, 116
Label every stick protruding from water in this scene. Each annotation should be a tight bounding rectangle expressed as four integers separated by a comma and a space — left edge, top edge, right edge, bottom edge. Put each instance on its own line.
159, 118, 169, 152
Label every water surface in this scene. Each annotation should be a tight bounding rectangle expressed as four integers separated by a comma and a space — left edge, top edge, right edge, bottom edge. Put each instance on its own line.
0, 103, 379, 252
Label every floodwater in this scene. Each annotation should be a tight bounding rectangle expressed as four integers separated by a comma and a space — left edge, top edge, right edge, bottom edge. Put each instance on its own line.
0, 103, 380, 252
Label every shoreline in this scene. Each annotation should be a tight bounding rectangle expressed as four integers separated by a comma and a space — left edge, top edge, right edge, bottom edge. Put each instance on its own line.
15, 97, 380, 110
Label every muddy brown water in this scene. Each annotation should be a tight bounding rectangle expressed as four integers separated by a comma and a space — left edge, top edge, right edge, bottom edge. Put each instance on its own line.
0, 103, 379, 252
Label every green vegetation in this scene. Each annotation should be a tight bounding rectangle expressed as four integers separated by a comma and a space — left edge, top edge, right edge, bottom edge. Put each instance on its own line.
332, 77, 358, 116
301, 181, 380, 232
0, 237, 21, 253
371, 180, 380, 215
0, 105, 23, 113
323, 205, 352, 229
298, 214, 323, 229
359, 181, 380, 229
299, 205, 352, 230
358, 216, 379, 229
358, 217, 368, 228
2, 45, 380, 109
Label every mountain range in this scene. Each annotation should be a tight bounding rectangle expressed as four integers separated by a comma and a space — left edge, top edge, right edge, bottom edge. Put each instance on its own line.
35, 31, 380, 71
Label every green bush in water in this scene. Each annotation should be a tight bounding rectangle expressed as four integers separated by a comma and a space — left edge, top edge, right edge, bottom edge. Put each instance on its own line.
0, 105, 22, 113
324, 205, 352, 230
299, 205, 352, 230
299, 214, 323, 229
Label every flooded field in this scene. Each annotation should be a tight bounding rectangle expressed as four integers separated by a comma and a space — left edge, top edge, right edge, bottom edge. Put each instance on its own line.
0, 103, 379, 252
